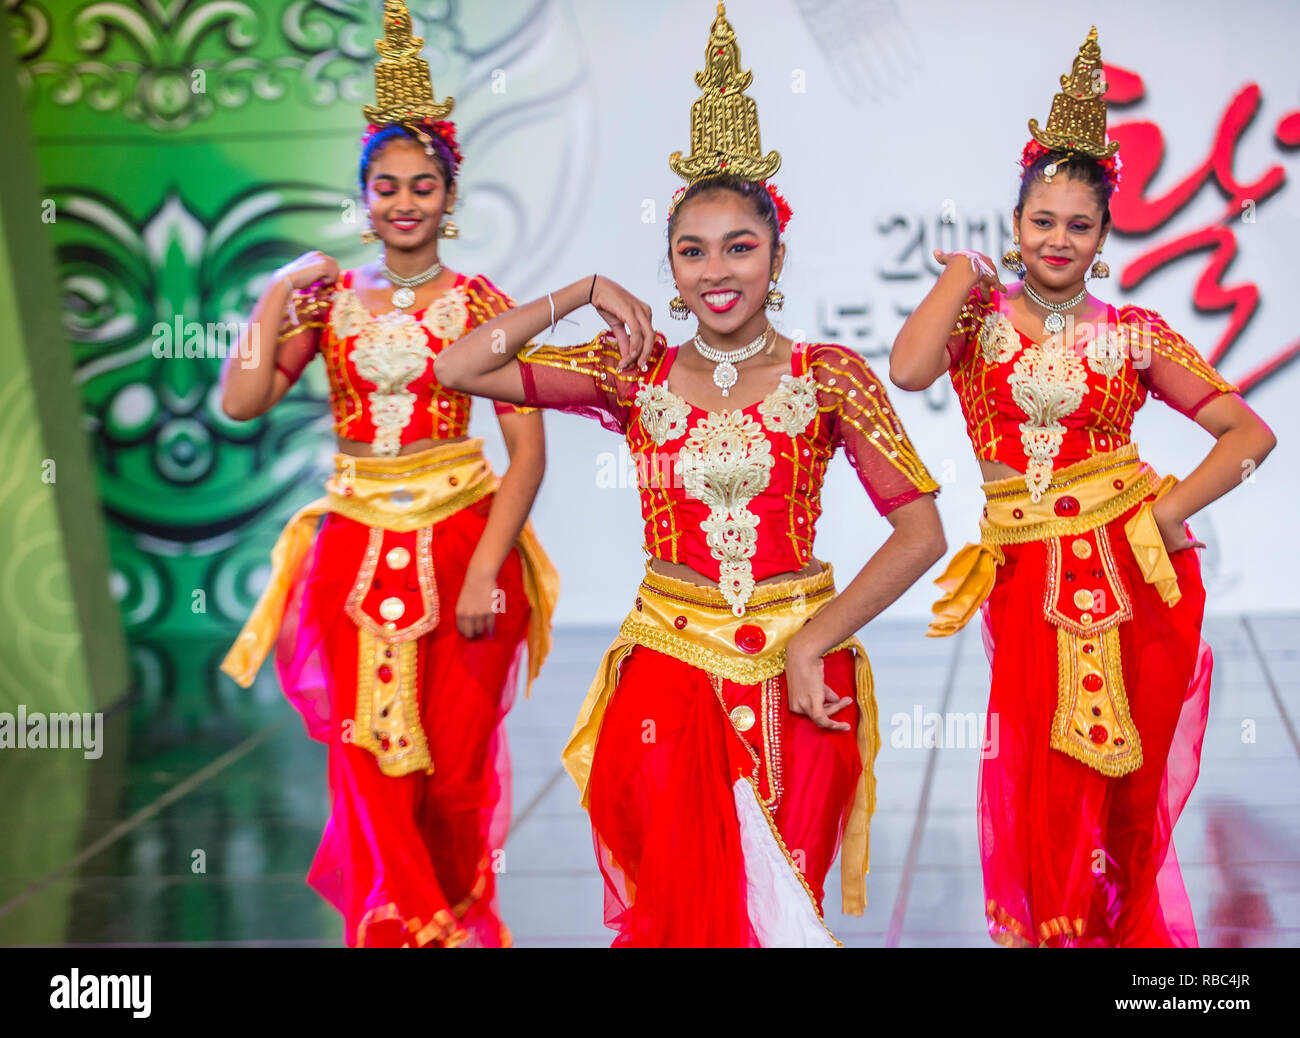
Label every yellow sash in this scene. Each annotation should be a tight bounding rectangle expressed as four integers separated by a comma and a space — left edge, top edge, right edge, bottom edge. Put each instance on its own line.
562, 563, 881, 916
219, 439, 559, 699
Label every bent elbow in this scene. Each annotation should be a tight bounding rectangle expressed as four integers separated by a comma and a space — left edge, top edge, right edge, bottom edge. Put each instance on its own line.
221, 395, 256, 422
432, 353, 465, 392
888, 356, 932, 393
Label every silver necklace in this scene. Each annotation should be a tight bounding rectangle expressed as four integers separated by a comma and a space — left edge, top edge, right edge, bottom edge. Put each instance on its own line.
692, 325, 771, 396
1022, 281, 1087, 335
380, 258, 443, 310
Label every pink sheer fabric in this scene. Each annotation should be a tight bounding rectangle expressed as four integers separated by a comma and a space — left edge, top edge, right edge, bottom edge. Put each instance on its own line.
586, 645, 861, 946
274, 498, 530, 947
1121, 305, 1238, 419
977, 508, 1211, 946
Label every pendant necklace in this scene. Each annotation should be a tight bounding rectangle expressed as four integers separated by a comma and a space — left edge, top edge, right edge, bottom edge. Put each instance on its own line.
380, 257, 443, 310
692, 325, 772, 397
1023, 281, 1086, 335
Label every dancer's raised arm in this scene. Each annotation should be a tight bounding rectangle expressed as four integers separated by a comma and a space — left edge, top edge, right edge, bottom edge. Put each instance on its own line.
434, 274, 655, 402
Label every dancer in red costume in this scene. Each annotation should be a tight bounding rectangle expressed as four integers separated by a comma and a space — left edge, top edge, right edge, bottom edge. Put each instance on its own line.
890, 27, 1276, 947
435, 3, 946, 947
218, 1, 559, 948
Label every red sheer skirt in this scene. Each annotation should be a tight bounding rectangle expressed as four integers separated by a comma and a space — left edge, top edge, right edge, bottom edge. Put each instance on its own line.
978, 503, 1212, 947
586, 645, 862, 947
273, 494, 531, 947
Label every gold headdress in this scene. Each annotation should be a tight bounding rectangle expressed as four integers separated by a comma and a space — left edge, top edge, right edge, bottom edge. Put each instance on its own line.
1027, 26, 1119, 159
363, 0, 454, 130
669, 3, 781, 184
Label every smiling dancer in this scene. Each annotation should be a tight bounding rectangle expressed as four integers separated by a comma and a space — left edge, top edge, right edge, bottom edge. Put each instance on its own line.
435, 3, 945, 947
890, 27, 1276, 946
218, 0, 559, 947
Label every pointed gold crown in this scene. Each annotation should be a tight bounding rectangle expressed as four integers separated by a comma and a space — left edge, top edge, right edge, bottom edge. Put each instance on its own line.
362, 0, 454, 128
1028, 26, 1119, 159
669, 3, 781, 184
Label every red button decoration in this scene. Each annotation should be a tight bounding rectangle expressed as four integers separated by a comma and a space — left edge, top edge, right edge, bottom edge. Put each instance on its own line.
1012, 508, 1024, 519
1092, 706, 1102, 717
1114, 737, 1126, 747
1081, 643, 1095, 654
1112, 479, 1124, 490
377, 665, 393, 683
449, 476, 459, 486
735, 624, 766, 654
1089, 725, 1108, 744
635, 597, 643, 612
380, 737, 391, 752
1054, 495, 1080, 516
1082, 674, 1104, 693
674, 615, 687, 630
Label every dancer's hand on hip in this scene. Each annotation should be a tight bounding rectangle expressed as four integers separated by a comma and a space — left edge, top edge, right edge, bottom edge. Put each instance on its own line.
455, 567, 499, 639
784, 650, 853, 733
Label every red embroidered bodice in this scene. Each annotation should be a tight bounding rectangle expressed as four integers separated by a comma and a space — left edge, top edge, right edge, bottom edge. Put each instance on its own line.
948, 288, 1237, 499
517, 335, 938, 614
274, 270, 529, 455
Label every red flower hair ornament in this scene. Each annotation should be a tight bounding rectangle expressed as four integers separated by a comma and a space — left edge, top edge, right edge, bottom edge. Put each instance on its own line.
361, 118, 463, 177
1020, 138, 1122, 190
666, 180, 794, 232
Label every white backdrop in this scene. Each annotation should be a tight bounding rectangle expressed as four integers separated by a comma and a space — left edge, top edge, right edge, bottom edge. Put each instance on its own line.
438, 0, 1300, 624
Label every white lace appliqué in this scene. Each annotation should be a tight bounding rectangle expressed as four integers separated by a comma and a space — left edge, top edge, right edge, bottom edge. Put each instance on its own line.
1008, 338, 1087, 501
336, 289, 435, 457
635, 382, 691, 445
757, 372, 818, 437
1086, 325, 1127, 379
980, 312, 1021, 366
420, 291, 469, 342
678, 410, 775, 616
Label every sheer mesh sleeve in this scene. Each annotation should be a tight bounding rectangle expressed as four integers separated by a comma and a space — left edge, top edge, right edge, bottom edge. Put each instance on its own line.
462, 273, 538, 415
809, 344, 940, 515
1122, 306, 1238, 419
515, 331, 664, 435
273, 279, 331, 385
947, 287, 993, 370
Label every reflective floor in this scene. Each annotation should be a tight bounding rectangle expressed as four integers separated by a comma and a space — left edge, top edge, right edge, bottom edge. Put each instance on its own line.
1, 616, 1296, 947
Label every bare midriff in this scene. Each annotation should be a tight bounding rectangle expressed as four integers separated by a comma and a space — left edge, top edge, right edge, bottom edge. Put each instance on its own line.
648, 556, 825, 590
978, 458, 1023, 484
336, 434, 468, 457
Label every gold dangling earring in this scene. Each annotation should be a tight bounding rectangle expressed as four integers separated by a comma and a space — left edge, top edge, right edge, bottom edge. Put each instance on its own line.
1001, 232, 1024, 275
361, 214, 379, 244
765, 280, 784, 312
1090, 244, 1110, 280
438, 205, 459, 240
669, 293, 689, 320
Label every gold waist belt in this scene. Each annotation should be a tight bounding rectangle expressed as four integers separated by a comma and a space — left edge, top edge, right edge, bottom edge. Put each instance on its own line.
618, 563, 854, 685
325, 439, 497, 531
927, 443, 1185, 778
220, 438, 561, 779
564, 561, 882, 917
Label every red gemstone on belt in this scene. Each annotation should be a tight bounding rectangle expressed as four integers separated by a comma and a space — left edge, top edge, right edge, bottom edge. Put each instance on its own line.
1012, 508, 1024, 519
1112, 479, 1124, 490
735, 624, 766, 654
377, 665, 393, 683
1055, 495, 1080, 516
1082, 673, 1104, 693
674, 615, 687, 630
635, 597, 643, 612
1089, 725, 1108, 744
